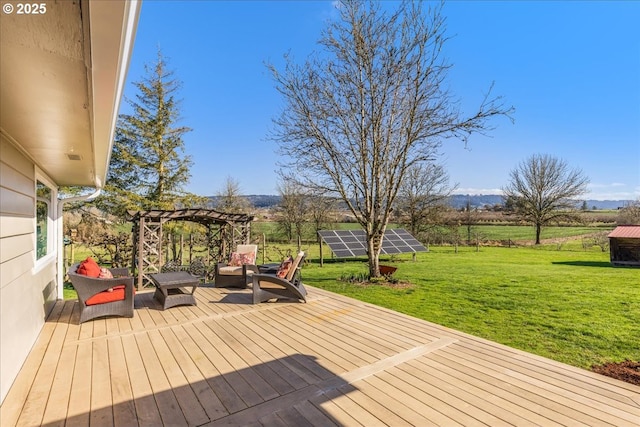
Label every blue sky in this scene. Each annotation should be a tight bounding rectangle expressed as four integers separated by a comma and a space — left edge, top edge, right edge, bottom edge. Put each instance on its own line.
122, 1, 640, 201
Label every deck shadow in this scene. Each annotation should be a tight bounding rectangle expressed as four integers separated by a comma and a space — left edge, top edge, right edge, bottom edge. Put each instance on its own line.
39, 353, 355, 427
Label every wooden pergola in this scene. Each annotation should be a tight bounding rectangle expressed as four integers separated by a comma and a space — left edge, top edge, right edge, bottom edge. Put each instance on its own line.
127, 209, 254, 290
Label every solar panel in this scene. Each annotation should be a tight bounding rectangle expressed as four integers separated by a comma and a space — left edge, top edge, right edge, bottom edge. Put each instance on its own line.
318, 229, 427, 258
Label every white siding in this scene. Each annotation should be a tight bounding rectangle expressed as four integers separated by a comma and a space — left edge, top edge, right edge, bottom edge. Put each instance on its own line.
0, 134, 58, 403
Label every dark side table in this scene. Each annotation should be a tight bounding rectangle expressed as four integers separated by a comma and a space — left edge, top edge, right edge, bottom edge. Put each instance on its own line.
258, 263, 280, 274
149, 271, 199, 310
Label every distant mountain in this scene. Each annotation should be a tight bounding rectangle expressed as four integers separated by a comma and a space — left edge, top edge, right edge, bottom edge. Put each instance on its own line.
206, 195, 281, 208
208, 194, 631, 211
584, 199, 633, 210
449, 195, 503, 209
449, 194, 632, 210
244, 195, 282, 208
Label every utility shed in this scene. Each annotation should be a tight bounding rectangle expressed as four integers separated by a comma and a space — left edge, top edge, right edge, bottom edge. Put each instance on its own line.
608, 225, 640, 267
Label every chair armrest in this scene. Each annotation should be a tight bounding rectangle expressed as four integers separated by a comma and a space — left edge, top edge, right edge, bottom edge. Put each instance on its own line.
215, 262, 226, 276
245, 264, 260, 274
109, 267, 130, 277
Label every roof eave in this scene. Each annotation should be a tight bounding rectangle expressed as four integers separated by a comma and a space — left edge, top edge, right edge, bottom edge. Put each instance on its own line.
85, 0, 141, 188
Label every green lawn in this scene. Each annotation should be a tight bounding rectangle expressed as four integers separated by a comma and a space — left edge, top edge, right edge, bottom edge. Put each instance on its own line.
301, 245, 639, 370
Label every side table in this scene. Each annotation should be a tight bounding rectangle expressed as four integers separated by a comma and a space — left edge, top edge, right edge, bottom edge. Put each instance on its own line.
258, 263, 280, 274
149, 271, 199, 310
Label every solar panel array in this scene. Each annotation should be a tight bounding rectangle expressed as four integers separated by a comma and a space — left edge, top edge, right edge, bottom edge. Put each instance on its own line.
318, 229, 427, 258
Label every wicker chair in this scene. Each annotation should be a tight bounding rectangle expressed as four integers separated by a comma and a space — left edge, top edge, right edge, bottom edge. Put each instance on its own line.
67, 263, 135, 323
215, 244, 259, 288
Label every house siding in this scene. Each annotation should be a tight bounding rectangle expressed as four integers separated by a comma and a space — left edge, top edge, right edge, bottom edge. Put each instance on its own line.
0, 134, 58, 403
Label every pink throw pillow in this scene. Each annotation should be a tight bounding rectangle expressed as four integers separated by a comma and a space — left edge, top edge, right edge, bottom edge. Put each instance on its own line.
276, 257, 293, 279
239, 252, 256, 265
228, 252, 243, 266
98, 267, 114, 279
229, 251, 256, 266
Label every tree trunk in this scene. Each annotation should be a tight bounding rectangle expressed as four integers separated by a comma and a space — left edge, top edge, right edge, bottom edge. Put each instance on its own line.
535, 223, 542, 245
366, 232, 381, 278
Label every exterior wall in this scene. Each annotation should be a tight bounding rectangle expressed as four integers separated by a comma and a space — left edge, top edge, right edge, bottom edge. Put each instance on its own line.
0, 134, 59, 403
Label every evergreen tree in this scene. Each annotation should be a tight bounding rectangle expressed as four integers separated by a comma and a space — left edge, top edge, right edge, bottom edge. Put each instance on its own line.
101, 49, 196, 216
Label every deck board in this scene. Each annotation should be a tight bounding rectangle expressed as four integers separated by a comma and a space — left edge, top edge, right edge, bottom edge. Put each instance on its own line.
293, 399, 340, 426
1, 285, 639, 427
119, 334, 162, 427
16, 301, 73, 426
415, 355, 566, 426
442, 344, 639, 425
65, 342, 93, 427
175, 325, 249, 414
108, 337, 138, 427
40, 330, 76, 426
134, 332, 188, 426
216, 317, 309, 391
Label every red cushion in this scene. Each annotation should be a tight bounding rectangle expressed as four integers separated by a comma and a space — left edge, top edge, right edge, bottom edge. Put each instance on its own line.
85, 287, 126, 305
77, 257, 101, 278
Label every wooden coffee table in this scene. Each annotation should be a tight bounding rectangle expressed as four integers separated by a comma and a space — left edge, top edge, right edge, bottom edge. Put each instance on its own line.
149, 271, 199, 310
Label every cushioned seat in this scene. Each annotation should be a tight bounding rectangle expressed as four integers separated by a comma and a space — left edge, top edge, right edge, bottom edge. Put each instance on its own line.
68, 258, 135, 323
217, 265, 245, 275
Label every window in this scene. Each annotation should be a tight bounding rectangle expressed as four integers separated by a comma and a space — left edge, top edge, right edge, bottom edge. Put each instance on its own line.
36, 181, 52, 260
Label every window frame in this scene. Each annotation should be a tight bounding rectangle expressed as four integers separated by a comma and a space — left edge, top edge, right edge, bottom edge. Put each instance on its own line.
34, 173, 57, 268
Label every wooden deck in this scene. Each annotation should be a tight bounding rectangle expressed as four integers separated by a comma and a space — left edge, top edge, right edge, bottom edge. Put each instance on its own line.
2, 284, 639, 426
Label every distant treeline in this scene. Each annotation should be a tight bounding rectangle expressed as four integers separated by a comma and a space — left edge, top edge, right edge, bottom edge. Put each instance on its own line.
207, 194, 632, 211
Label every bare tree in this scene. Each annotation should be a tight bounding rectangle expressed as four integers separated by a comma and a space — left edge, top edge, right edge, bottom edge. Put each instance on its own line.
395, 162, 455, 241
307, 191, 338, 242
216, 176, 252, 213
276, 180, 308, 242
460, 197, 479, 245
618, 198, 640, 224
502, 154, 589, 244
268, 0, 512, 276
582, 231, 610, 253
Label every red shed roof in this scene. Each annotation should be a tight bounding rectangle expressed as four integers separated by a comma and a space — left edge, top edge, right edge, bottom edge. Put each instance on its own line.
608, 225, 640, 238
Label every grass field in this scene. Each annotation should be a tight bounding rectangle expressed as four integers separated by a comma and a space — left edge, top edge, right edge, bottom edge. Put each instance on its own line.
251, 221, 612, 245
468, 225, 610, 242
301, 245, 639, 370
